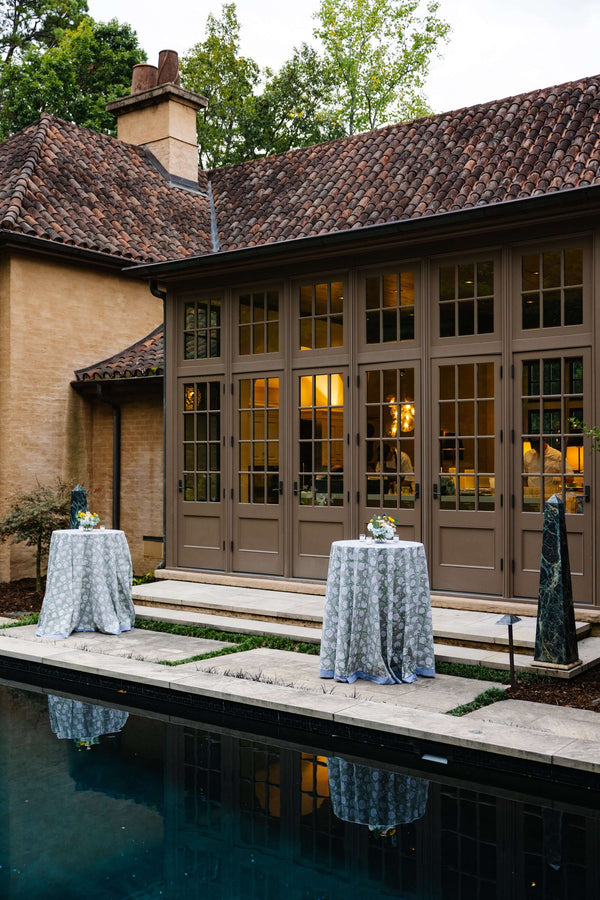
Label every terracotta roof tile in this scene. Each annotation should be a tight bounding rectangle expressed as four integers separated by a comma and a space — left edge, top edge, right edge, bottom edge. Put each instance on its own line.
209, 73, 600, 251
0, 116, 212, 262
74, 326, 164, 380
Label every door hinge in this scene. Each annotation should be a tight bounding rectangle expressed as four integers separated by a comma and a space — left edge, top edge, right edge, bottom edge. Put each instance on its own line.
500, 493, 504, 507
347, 433, 350, 444
230, 487, 234, 499
347, 491, 350, 503
500, 429, 503, 443
511, 364, 515, 379
356, 374, 360, 389
356, 432, 360, 445
585, 485, 591, 503
511, 429, 515, 444
500, 558, 504, 571
222, 540, 225, 551
415, 482, 420, 501
511, 558, 515, 574
231, 383, 234, 394
511, 494, 515, 508
230, 540, 234, 552
231, 435, 234, 447
500, 365, 503, 379
356, 491, 360, 503
347, 375, 350, 387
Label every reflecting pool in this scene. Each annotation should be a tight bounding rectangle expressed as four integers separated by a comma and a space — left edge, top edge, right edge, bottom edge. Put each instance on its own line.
0, 681, 598, 899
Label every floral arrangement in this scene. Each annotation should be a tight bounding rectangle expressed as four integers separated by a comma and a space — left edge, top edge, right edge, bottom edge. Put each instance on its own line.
367, 514, 397, 541
77, 510, 100, 530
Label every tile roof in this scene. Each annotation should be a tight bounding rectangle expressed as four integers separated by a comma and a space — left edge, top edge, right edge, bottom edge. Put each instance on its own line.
210, 74, 600, 251
0, 115, 212, 262
3, 73, 600, 266
74, 325, 163, 381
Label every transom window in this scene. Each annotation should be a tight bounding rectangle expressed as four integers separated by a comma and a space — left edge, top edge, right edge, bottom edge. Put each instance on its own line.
239, 378, 280, 504
365, 271, 415, 343
184, 296, 221, 359
182, 381, 221, 502
239, 291, 279, 355
298, 374, 344, 506
439, 261, 494, 337
299, 281, 343, 350
521, 248, 583, 329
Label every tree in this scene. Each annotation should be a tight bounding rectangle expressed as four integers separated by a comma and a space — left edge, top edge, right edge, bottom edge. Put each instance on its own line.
0, 479, 70, 590
0, 0, 88, 63
0, 16, 145, 137
180, 3, 259, 169
239, 44, 345, 159
313, 0, 450, 135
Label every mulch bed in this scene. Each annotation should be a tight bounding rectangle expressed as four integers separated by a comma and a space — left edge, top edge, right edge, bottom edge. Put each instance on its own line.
0, 580, 599, 711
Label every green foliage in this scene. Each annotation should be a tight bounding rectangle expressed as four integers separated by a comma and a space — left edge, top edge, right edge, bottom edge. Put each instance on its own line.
0, 16, 145, 137
0, 612, 39, 627
180, 3, 259, 169
569, 418, 600, 454
0, 479, 70, 590
239, 44, 345, 159
446, 687, 507, 717
132, 572, 157, 586
313, 0, 450, 135
0, 0, 88, 63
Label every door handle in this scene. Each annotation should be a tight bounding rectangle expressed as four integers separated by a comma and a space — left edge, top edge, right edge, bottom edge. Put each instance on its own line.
293, 481, 299, 496
433, 483, 439, 500
414, 482, 420, 501
585, 485, 591, 503
279, 481, 283, 495
178, 479, 183, 493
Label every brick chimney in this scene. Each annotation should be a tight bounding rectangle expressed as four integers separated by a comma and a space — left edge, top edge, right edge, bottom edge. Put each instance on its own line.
106, 50, 207, 186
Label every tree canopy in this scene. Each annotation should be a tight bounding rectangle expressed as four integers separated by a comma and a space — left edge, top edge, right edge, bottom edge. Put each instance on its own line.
314, 0, 450, 135
0, 16, 145, 137
0, 0, 88, 62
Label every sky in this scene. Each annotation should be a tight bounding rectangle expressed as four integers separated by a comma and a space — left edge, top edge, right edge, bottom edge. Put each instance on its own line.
87, 0, 600, 115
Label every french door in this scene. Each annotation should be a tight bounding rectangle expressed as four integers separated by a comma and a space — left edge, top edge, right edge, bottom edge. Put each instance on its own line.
292, 369, 348, 579
430, 357, 504, 594
232, 374, 284, 575
513, 351, 592, 602
358, 363, 421, 541
177, 377, 225, 570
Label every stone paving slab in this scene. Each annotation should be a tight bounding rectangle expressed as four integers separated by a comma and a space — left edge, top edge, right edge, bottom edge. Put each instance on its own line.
1, 623, 600, 774
0, 623, 233, 663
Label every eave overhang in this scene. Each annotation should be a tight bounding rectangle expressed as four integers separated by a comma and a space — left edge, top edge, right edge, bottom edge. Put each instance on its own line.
123, 183, 600, 283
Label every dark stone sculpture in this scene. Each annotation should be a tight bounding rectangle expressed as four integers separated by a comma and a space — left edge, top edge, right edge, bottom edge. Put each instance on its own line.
533, 494, 580, 668
69, 485, 87, 530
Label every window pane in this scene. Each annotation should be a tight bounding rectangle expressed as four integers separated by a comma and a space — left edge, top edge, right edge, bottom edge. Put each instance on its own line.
365, 277, 379, 309
522, 293, 539, 329
458, 263, 475, 298
300, 285, 312, 317
314, 284, 327, 316
564, 288, 583, 326
564, 248, 583, 285
522, 254, 539, 291
239, 325, 251, 355
477, 260, 494, 296
330, 282, 343, 314
543, 251, 561, 288
383, 274, 397, 308
239, 295, 251, 324
439, 266, 455, 301
458, 299, 474, 335
543, 290, 561, 328
477, 297, 494, 333
366, 311, 380, 343
439, 303, 455, 337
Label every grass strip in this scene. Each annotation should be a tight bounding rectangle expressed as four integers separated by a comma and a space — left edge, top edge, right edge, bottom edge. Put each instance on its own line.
135, 617, 320, 666
446, 687, 508, 717
0, 613, 39, 628
436, 660, 552, 686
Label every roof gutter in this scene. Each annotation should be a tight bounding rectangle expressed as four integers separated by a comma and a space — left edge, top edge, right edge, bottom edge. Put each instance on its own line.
123, 183, 600, 280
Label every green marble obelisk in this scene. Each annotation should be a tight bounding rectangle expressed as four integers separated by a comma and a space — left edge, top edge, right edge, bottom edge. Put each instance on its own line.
533, 494, 580, 668
69, 485, 87, 530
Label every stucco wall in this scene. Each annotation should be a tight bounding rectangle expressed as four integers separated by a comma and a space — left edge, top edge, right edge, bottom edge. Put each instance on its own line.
0, 251, 162, 582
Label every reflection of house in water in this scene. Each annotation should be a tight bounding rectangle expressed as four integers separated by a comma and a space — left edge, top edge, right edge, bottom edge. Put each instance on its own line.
1, 684, 598, 898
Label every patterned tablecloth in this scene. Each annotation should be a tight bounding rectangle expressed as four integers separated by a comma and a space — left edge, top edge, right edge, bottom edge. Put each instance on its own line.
319, 539, 435, 684
36, 529, 135, 638
48, 695, 129, 743
327, 757, 429, 828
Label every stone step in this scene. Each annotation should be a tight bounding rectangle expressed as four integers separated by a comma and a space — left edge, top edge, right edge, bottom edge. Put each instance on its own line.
133, 604, 600, 678
133, 581, 591, 650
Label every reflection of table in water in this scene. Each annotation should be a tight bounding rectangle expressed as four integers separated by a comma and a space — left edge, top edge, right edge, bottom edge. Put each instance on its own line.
319, 539, 435, 684
327, 757, 429, 829
36, 529, 135, 638
48, 695, 128, 745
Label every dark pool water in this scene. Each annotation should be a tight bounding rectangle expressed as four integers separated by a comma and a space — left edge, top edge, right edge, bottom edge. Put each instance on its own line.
0, 680, 598, 899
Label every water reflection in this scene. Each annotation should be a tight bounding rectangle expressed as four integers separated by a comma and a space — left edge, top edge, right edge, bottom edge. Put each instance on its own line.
327, 757, 429, 836
47, 695, 128, 749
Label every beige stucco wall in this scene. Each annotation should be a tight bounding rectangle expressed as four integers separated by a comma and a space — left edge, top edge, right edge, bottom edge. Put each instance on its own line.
0, 251, 163, 582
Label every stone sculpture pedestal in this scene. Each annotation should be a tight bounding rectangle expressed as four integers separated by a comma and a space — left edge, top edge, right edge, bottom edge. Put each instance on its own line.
533, 494, 581, 671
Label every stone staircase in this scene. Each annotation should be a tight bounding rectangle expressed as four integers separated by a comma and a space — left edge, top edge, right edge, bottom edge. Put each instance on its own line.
132, 577, 600, 679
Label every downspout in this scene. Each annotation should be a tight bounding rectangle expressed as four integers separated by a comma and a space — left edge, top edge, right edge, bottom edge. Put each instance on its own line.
96, 384, 121, 529
150, 279, 167, 569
